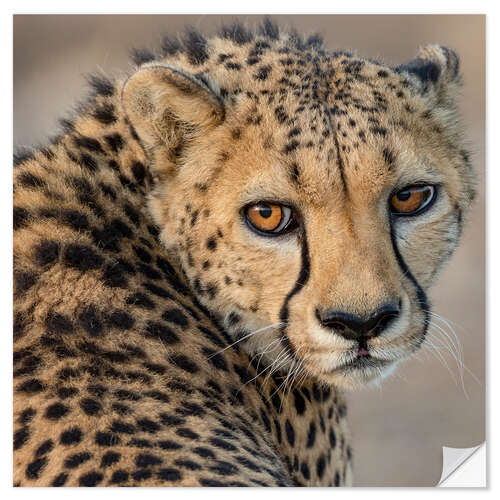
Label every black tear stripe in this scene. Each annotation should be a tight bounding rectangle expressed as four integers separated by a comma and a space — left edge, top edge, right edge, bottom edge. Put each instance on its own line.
279, 231, 311, 360
389, 223, 430, 343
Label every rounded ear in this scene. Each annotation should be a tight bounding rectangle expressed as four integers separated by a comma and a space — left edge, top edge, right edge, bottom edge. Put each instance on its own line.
122, 63, 225, 175
395, 45, 461, 106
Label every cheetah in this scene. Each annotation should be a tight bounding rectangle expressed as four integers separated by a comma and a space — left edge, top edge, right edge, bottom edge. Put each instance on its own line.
13, 19, 475, 487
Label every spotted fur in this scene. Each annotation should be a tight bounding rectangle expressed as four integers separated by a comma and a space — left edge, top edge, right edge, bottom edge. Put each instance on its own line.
14, 19, 474, 486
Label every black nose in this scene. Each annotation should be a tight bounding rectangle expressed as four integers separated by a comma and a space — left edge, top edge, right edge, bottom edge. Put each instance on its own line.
317, 303, 401, 340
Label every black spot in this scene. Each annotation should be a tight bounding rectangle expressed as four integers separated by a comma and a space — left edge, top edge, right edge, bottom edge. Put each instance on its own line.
206, 237, 217, 251
192, 446, 215, 459
209, 437, 237, 452
14, 207, 30, 229
283, 140, 299, 154
158, 440, 182, 450
329, 427, 337, 449
161, 34, 181, 55
34, 240, 60, 267
126, 292, 155, 310
102, 262, 129, 288
175, 401, 205, 418
136, 453, 163, 468
110, 470, 129, 484
65, 452, 92, 468
175, 459, 201, 471
80, 398, 101, 416
370, 126, 387, 137
137, 418, 161, 433
63, 244, 103, 271
131, 47, 155, 65
104, 133, 124, 152
46, 311, 73, 334
26, 457, 48, 479
79, 471, 103, 487
169, 354, 199, 373
210, 460, 239, 476
58, 387, 78, 399
133, 245, 152, 263
88, 74, 114, 96
176, 428, 199, 440
157, 468, 182, 482
95, 431, 120, 447
74, 136, 103, 153
14, 428, 30, 450
62, 209, 89, 230
108, 309, 135, 330
183, 28, 208, 65
144, 321, 179, 344
293, 389, 306, 415
285, 419, 295, 447
60, 427, 82, 445
316, 455, 326, 479
18, 172, 46, 189
19, 408, 36, 425
258, 17, 279, 40
255, 65, 271, 80
110, 420, 136, 435
203, 348, 228, 371
383, 148, 396, 169
306, 421, 316, 448
132, 469, 152, 481
137, 263, 162, 280
124, 203, 141, 226
17, 379, 44, 393
199, 478, 226, 487
78, 306, 103, 336
45, 402, 69, 420
93, 103, 117, 125
14, 148, 35, 166
79, 153, 99, 172
115, 389, 141, 401
312, 383, 322, 402
219, 22, 252, 45
52, 472, 68, 486
270, 392, 282, 414
14, 271, 38, 294
131, 162, 147, 185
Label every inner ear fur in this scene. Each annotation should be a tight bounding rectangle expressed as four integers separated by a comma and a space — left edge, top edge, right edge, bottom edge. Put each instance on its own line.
122, 63, 225, 176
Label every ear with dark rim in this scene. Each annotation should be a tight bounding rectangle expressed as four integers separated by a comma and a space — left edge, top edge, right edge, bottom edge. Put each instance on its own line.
395, 45, 461, 106
122, 63, 225, 176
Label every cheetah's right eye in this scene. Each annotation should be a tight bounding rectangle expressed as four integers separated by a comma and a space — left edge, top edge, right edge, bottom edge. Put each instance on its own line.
244, 203, 297, 236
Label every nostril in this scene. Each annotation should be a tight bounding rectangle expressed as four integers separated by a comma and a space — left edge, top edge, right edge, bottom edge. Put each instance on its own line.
367, 303, 401, 337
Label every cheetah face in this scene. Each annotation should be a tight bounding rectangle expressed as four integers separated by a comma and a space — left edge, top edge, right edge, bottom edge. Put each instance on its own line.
123, 45, 475, 389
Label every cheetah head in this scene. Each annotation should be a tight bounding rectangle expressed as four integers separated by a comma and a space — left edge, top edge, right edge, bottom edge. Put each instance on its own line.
122, 39, 475, 389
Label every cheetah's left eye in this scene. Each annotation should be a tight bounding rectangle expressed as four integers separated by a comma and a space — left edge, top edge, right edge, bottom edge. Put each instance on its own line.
390, 185, 437, 216
244, 203, 296, 236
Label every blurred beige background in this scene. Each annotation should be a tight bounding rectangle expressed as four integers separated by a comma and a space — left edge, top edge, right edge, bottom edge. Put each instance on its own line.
13, 15, 485, 487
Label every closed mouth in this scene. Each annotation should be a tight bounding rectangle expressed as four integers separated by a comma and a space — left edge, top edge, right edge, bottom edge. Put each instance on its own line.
330, 351, 392, 374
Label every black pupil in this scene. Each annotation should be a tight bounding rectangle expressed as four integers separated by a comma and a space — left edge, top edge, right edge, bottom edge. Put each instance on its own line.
259, 205, 273, 219
396, 190, 412, 201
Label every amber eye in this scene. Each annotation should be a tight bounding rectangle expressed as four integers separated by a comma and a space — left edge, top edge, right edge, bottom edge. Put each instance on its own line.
390, 185, 436, 215
245, 203, 295, 235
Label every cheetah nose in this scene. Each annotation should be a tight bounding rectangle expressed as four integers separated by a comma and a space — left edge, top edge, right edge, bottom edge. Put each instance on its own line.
317, 302, 401, 340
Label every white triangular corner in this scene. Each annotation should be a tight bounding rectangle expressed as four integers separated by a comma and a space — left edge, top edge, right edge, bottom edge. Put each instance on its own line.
438, 443, 486, 487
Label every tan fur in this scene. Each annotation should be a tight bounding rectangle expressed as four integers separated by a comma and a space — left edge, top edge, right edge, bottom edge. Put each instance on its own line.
14, 22, 474, 487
